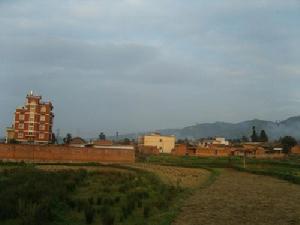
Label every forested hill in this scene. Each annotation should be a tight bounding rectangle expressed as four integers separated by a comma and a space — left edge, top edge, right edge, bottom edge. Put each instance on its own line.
114, 116, 300, 141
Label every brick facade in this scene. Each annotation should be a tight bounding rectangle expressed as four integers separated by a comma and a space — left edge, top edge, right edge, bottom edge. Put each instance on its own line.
0, 144, 135, 163
9, 92, 54, 144
291, 145, 300, 154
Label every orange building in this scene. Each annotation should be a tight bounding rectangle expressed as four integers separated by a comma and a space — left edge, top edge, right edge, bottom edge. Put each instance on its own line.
6, 91, 54, 144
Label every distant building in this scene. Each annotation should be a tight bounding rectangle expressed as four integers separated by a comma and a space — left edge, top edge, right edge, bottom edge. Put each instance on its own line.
138, 133, 175, 153
93, 139, 113, 146
199, 137, 229, 147
6, 91, 54, 144
69, 137, 87, 147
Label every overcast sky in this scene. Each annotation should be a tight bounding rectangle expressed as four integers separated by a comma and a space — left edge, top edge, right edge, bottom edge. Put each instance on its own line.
1, 0, 300, 137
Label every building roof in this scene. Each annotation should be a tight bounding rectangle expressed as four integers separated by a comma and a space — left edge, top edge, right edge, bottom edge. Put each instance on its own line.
69, 137, 87, 145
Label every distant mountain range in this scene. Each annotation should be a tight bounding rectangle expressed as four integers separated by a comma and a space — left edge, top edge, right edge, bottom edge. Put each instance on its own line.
113, 116, 300, 141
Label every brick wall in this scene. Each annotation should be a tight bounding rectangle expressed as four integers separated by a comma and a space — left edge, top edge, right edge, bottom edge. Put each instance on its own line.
291, 145, 300, 154
195, 147, 231, 157
172, 144, 188, 156
0, 144, 135, 163
138, 145, 160, 155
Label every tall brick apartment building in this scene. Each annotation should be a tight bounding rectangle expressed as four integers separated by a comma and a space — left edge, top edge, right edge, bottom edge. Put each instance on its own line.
6, 91, 54, 144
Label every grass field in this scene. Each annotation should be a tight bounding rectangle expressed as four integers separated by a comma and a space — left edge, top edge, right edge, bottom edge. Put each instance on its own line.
128, 163, 210, 189
141, 155, 300, 225
144, 154, 300, 184
1, 155, 300, 225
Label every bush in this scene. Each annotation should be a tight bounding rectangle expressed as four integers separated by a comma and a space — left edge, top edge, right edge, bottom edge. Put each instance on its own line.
101, 210, 115, 225
84, 205, 95, 224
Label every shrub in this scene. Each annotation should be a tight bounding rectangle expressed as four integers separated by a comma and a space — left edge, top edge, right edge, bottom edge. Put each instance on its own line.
101, 210, 115, 225
143, 206, 150, 218
84, 205, 95, 224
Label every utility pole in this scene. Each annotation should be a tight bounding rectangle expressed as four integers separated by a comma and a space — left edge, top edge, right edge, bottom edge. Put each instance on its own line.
243, 150, 246, 169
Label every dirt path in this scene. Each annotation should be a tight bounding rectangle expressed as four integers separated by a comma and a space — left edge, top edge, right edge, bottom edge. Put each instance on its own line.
173, 169, 300, 225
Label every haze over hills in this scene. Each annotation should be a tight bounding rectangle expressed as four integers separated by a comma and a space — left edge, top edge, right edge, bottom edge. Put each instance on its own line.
114, 116, 300, 141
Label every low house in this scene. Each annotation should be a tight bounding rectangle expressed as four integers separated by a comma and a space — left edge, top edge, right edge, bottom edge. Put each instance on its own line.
199, 137, 229, 148
93, 139, 113, 146
69, 137, 87, 148
138, 145, 160, 155
172, 144, 188, 156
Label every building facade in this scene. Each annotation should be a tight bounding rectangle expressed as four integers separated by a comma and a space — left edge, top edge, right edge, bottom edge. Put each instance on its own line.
6, 91, 54, 144
199, 137, 229, 147
138, 133, 175, 153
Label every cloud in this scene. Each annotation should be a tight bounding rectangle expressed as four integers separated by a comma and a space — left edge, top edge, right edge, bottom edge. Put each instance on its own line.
0, 0, 300, 137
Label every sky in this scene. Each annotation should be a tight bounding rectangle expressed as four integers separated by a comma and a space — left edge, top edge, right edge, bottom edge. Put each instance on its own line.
0, 0, 300, 138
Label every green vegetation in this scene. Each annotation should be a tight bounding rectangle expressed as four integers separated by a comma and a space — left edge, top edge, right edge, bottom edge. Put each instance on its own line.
280, 136, 297, 153
144, 154, 300, 184
0, 164, 184, 225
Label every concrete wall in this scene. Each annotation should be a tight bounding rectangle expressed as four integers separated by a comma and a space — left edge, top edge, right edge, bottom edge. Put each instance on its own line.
0, 144, 135, 163
139, 134, 175, 154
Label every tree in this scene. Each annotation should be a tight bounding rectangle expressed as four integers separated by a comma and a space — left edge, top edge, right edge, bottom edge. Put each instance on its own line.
241, 136, 249, 142
251, 126, 258, 142
122, 138, 131, 145
63, 133, 72, 144
51, 133, 57, 144
259, 130, 268, 142
99, 132, 106, 140
280, 136, 297, 153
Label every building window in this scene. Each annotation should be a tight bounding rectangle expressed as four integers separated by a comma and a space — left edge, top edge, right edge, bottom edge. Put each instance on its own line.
18, 123, 24, 129
39, 133, 45, 139
40, 115, 45, 121
18, 132, 23, 138
30, 106, 36, 112
29, 125, 34, 131
41, 106, 46, 113
29, 118, 34, 122
39, 125, 45, 130
19, 114, 25, 120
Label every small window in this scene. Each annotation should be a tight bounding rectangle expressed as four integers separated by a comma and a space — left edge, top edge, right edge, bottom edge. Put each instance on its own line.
18, 123, 24, 129
30, 106, 36, 112
39, 125, 45, 131
19, 114, 25, 120
18, 132, 23, 138
39, 133, 45, 139
41, 106, 46, 113
40, 115, 45, 121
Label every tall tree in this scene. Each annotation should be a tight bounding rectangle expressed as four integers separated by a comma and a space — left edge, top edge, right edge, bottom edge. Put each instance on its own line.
259, 130, 268, 142
241, 136, 249, 142
251, 126, 258, 142
280, 136, 297, 153
63, 133, 72, 144
99, 132, 106, 140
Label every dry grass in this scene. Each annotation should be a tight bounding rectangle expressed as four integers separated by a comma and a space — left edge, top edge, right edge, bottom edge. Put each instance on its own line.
173, 169, 300, 225
129, 163, 210, 189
